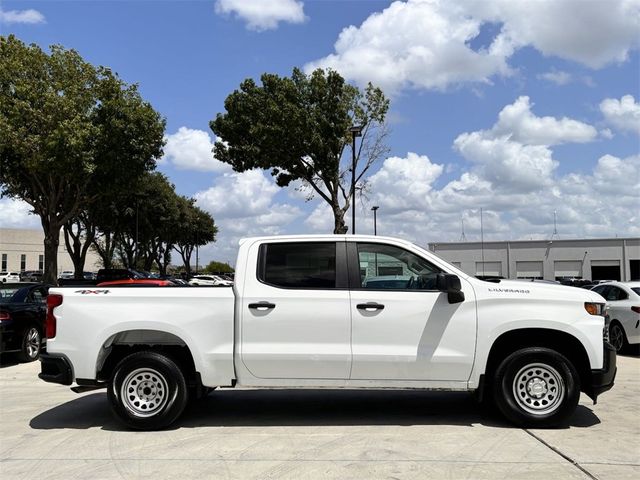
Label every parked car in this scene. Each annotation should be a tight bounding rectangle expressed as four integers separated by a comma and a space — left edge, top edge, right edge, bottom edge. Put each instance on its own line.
58, 271, 74, 280
189, 274, 233, 286
0, 283, 49, 361
96, 268, 147, 283
39, 235, 614, 430
22, 271, 44, 282
83, 272, 96, 280
97, 279, 175, 287
0, 272, 21, 283
590, 281, 640, 352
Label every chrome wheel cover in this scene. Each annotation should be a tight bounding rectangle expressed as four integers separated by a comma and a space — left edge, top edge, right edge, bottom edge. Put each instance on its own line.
25, 328, 40, 359
513, 363, 565, 415
120, 368, 169, 418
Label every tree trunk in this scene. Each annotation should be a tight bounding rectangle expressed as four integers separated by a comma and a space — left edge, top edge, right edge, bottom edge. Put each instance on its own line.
174, 244, 193, 277
333, 206, 348, 234
42, 221, 61, 285
64, 218, 96, 279
93, 230, 116, 269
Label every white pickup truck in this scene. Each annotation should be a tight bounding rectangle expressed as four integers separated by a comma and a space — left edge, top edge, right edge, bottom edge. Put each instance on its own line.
39, 235, 616, 430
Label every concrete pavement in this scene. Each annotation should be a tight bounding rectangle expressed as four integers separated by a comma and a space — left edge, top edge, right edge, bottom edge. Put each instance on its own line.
1, 354, 638, 479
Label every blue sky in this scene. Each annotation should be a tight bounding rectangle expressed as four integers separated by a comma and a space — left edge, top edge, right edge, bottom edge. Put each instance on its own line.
1, 0, 639, 263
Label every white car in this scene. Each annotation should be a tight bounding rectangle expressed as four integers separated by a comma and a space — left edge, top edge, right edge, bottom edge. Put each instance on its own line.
591, 281, 640, 352
0, 271, 21, 283
58, 271, 74, 280
188, 274, 233, 286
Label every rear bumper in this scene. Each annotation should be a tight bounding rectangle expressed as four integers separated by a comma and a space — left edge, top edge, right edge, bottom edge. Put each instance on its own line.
585, 342, 616, 402
39, 353, 73, 385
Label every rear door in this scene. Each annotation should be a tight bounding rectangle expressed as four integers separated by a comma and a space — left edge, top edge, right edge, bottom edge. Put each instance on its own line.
348, 241, 477, 382
240, 240, 352, 379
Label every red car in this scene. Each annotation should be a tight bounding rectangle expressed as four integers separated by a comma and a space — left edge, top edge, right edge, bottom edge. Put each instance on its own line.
96, 279, 174, 287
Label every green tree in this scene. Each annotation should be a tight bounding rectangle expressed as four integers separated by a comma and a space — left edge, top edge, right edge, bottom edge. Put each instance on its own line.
211, 67, 389, 234
173, 197, 217, 277
0, 35, 164, 283
204, 261, 234, 274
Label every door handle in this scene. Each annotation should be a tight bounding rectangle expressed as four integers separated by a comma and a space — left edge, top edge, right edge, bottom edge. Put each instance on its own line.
357, 302, 385, 311
248, 302, 276, 310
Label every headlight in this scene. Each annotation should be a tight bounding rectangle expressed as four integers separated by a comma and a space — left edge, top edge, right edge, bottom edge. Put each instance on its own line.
584, 302, 605, 316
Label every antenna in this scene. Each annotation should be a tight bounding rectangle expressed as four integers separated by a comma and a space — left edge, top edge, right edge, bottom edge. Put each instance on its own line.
459, 216, 467, 242
550, 209, 559, 240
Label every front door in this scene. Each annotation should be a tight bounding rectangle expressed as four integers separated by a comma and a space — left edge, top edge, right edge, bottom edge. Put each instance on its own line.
240, 240, 352, 379
348, 241, 476, 381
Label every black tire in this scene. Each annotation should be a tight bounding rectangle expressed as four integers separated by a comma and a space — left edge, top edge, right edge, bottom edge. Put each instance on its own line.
108, 351, 188, 430
609, 321, 628, 354
492, 347, 580, 428
18, 326, 41, 362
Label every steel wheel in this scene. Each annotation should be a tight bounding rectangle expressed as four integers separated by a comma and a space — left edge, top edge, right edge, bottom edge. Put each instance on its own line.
120, 367, 170, 418
609, 323, 625, 352
512, 363, 565, 415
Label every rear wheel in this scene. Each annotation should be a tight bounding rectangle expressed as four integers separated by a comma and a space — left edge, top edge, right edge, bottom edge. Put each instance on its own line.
609, 322, 628, 353
493, 347, 580, 427
18, 326, 41, 362
108, 351, 188, 430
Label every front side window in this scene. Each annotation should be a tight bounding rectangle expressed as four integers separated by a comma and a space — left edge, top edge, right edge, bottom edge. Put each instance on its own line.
358, 243, 441, 290
261, 242, 336, 289
608, 287, 628, 301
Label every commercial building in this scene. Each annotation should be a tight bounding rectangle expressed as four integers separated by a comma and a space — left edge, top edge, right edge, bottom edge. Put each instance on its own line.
0, 228, 102, 275
428, 237, 640, 282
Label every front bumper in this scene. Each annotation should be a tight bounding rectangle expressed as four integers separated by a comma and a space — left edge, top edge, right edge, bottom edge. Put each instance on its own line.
584, 341, 616, 403
39, 353, 73, 385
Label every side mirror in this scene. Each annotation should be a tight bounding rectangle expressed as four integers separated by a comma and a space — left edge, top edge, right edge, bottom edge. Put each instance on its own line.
436, 273, 465, 304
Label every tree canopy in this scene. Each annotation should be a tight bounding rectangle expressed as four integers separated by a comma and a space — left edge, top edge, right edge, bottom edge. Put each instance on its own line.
0, 35, 165, 283
211, 67, 389, 234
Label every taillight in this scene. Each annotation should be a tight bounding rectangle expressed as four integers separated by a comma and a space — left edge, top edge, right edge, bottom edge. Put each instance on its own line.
0, 311, 11, 322
632, 306, 640, 314
46, 294, 63, 339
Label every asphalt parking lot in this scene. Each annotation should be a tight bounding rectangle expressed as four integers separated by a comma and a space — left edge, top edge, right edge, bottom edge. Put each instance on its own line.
0, 355, 638, 480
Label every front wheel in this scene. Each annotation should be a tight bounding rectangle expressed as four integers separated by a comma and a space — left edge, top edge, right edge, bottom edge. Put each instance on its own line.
609, 322, 628, 353
493, 347, 580, 428
108, 351, 188, 430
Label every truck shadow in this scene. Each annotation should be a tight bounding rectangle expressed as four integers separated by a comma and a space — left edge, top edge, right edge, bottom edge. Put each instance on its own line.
29, 389, 601, 431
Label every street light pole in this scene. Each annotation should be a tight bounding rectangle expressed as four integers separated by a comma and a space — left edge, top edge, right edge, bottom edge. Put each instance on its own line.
350, 125, 362, 235
371, 206, 379, 235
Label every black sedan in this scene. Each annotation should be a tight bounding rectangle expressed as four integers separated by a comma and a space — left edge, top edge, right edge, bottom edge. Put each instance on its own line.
0, 283, 49, 362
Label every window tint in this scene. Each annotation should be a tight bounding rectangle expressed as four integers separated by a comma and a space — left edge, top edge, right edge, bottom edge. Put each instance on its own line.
262, 242, 336, 289
592, 285, 608, 296
29, 289, 46, 304
357, 243, 441, 290
608, 287, 627, 301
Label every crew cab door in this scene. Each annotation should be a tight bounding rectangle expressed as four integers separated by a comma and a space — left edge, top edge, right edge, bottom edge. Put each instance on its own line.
347, 241, 477, 381
240, 240, 351, 379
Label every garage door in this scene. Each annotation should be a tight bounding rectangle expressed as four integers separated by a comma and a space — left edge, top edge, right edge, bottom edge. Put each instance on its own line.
516, 261, 543, 279
476, 262, 502, 277
554, 260, 582, 278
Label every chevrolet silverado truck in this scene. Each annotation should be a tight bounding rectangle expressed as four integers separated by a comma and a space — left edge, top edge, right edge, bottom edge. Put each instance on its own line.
39, 235, 616, 430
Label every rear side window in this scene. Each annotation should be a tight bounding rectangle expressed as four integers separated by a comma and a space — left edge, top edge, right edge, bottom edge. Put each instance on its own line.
260, 242, 336, 289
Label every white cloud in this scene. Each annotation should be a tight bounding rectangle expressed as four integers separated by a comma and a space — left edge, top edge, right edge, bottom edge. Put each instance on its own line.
0, 198, 40, 228
490, 96, 598, 145
305, 0, 511, 93
215, 0, 306, 31
194, 170, 302, 261
0, 8, 45, 24
162, 127, 230, 172
600, 94, 640, 135
306, 0, 640, 92
537, 70, 572, 86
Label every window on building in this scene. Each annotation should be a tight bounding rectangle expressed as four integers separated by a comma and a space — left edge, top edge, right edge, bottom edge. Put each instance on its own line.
1, 254, 6, 271
260, 242, 337, 289
20, 254, 26, 272
38, 255, 44, 271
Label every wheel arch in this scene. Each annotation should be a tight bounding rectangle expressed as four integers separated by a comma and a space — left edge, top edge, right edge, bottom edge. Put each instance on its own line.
95, 329, 198, 385
484, 328, 592, 394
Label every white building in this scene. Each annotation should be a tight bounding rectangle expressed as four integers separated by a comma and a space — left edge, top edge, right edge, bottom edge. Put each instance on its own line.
428, 237, 640, 282
0, 228, 102, 275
